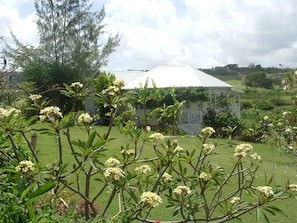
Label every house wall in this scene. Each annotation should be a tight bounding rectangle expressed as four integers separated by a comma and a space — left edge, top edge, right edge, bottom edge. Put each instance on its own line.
180, 88, 241, 124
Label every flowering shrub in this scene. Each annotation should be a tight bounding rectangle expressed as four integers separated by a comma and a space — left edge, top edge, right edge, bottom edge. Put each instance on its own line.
1, 80, 297, 223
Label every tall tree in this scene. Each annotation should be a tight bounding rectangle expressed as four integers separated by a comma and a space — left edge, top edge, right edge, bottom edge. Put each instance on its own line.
5, 0, 120, 111
34, 0, 120, 79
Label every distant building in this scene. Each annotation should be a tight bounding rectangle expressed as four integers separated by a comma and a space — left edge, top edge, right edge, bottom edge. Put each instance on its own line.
90, 64, 242, 135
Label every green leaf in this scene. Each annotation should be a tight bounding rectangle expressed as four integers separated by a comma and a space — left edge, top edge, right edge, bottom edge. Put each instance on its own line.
18, 175, 26, 195
263, 212, 270, 223
256, 207, 261, 222
20, 182, 36, 200
28, 181, 56, 200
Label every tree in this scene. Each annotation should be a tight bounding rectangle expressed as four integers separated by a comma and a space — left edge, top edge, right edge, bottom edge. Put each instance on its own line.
6, 0, 120, 111
244, 71, 273, 89
34, 0, 119, 79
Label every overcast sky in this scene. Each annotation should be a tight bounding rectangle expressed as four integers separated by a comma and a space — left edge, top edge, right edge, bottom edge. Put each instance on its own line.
1, 0, 297, 70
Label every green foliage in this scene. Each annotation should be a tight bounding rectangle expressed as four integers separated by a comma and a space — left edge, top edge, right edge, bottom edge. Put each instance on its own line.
34, 0, 120, 77
1, 78, 297, 222
244, 71, 273, 89
270, 97, 291, 107
241, 100, 253, 109
4, 0, 120, 111
254, 100, 274, 110
90, 72, 116, 125
203, 108, 243, 137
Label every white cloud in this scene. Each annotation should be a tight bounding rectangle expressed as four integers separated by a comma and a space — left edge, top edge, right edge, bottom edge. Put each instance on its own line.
2, 0, 297, 69
0, 0, 38, 46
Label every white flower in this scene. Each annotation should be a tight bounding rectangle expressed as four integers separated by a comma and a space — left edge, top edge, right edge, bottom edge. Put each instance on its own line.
113, 79, 125, 88
140, 192, 162, 208
250, 153, 261, 161
121, 149, 135, 155
78, 113, 93, 124
173, 186, 191, 195
29, 94, 42, 101
173, 145, 184, 153
149, 133, 164, 141
282, 111, 290, 117
135, 165, 152, 175
201, 127, 215, 136
70, 82, 83, 89
234, 143, 253, 158
199, 172, 212, 181
39, 106, 63, 121
289, 184, 297, 192
230, 197, 240, 204
104, 167, 125, 181
0, 107, 21, 120
256, 186, 274, 197
202, 143, 215, 153
102, 86, 120, 96
15, 160, 35, 173
105, 158, 121, 167
160, 172, 173, 183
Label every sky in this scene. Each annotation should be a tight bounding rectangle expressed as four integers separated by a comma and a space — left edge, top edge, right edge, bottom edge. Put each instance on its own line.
1, 0, 297, 70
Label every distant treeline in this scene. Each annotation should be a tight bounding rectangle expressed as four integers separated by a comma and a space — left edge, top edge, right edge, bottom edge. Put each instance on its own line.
200, 64, 291, 76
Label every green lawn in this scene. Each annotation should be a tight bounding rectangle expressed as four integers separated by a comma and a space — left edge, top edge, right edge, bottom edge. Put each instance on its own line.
32, 123, 297, 222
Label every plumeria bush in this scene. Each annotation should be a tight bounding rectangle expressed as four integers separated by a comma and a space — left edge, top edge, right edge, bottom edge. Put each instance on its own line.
1, 80, 297, 222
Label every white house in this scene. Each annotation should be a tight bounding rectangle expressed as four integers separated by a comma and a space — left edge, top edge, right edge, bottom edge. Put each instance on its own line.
104, 64, 242, 135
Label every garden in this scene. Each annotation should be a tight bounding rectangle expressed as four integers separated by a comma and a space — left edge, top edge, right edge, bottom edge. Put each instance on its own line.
1, 71, 297, 223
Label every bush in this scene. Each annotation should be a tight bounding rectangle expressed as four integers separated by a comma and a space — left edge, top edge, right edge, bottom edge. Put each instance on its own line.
270, 97, 291, 106
241, 100, 253, 110
203, 108, 243, 137
254, 100, 274, 110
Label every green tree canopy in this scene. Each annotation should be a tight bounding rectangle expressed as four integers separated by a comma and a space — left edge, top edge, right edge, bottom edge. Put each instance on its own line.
244, 71, 273, 89
5, 0, 120, 111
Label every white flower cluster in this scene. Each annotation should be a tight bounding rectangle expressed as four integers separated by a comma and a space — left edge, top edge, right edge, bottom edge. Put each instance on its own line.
121, 148, 135, 155
173, 186, 191, 196
234, 143, 253, 158
201, 127, 215, 137
230, 196, 240, 204
29, 94, 42, 101
199, 171, 212, 181
39, 106, 63, 121
0, 107, 21, 120
102, 86, 120, 96
250, 152, 261, 161
15, 160, 35, 173
104, 167, 125, 181
202, 143, 215, 153
140, 191, 162, 208
149, 133, 164, 141
105, 157, 121, 167
78, 113, 93, 124
70, 82, 83, 89
289, 184, 297, 192
135, 165, 152, 175
160, 172, 173, 183
173, 145, 184, 153
256, 186, 274, 197
113, 79, 125, 88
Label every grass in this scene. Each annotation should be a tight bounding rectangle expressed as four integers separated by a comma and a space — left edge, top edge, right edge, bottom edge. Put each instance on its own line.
32, 122, 297, 222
